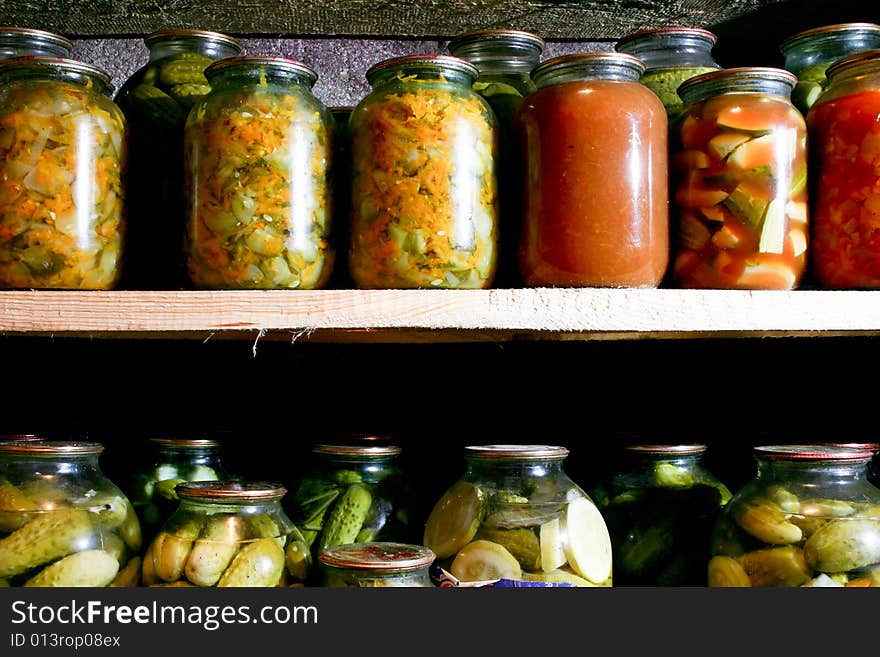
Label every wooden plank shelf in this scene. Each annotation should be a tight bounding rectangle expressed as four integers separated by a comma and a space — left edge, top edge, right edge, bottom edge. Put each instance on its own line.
1, 289, 880, 342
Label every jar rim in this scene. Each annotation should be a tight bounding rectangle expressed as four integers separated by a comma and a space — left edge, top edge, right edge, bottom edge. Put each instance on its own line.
465, 445, 569, 460
313, 443, 401, 457
830, 442, 880, 453
205, 56, 318, 84
177, 481, 286, 501
366, 54, 478, 84
149, 437, 221, 449
0, 433, 47, 442
625, 444, 707, 455
754, 445, 874, 462
0, 56, 112, 90
616, 26, 718, 50
779, 22, 880, 53
678, 66, 797, 97
0, 26, 73, 51
826, 49, 880, 82
532, 52, 645, 83
318, 542, 435, 571
0, 440, 103, 456
447, 29, 545, 54
144, 28, 243, 52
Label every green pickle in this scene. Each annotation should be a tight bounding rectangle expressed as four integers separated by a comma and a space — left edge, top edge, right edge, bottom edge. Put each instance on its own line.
594, 445, 729, 586
641, 66, 718, 120
710, 446, 880, 588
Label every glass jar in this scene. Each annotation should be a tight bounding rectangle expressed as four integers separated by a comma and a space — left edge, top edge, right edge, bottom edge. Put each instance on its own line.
671, 68, 807, 289
349, 54, 498, 289
709, 445, 880, 587
0, 57, 125, 289
319, 542, 434, 587
184, 56, 334, 289
423, 445, 612, 587
288, 442, 413, 567
516, 53, 668, 287
0, 441, 142, 587
592, 445, 731, 586
616, 26, 721, 121
0, 27, 73, 60
115, 29, 242, 289
780, 23, 880, 115
124, 437, 228, 548
808, 51, 880, 288
833, 443, 880, 489
144, 482, 311, 587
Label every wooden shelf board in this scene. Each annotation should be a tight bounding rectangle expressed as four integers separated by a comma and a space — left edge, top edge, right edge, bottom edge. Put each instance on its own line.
1, 289, 880, 341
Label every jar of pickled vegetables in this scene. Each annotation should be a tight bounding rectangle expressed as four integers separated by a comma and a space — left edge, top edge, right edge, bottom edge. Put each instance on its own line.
0, 27, 72, 60
709, 445, 880, 587
615, 26, 721, 121
516, 53, 668, 287
0, 441, 142, 587
289, 442, 413, 568
319, 542, 435, 587
671, 68, 807, 289
115, 29, 242, 289
349, 55, 498, 289
423, 445, 612, 587
808, 51, 880, 288
592, 445, 731, 586
780, 23, 880, 115
0, 57, 125, 289
144, 482, 311, 587
185, 56, 334, 289
124, 437, 228, 548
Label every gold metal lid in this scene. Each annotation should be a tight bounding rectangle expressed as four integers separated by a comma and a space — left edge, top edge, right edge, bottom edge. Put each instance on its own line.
465, 445, 569, 460
678, 66, 797, 95
626, 444, 708, 455
0, 27, 73, 52
144, 28, 242, 52
831, 442, 880, 453
205, 55, 317, 84
149, 437, 221, 449
826, 49, 880, 82
616, 26, 718, 49
313, 442, 401, 457
780, 23, 880, 53
176, 481, 286, 501
754, 445, 874, 462
366, 54, 478, 84
318, 542, 435, 571
0, 440, 103, 456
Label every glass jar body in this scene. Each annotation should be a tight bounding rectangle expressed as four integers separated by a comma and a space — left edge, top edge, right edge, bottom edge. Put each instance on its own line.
0, 451, 142, 587
0, 70, 126, 289
516, 78, 669, 287
348, 66, 498, 289
709, 457, 880, 587
423, 450, 613, 587
672, 88, 808, 289
0, 30, 73, 60
319, 542, 434, 587
184, 67, 334, 289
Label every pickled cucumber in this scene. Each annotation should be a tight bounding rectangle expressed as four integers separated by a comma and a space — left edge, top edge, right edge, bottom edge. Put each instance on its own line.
168, 83, 212, 109
475, 526, 541, 572
25, 549, 119, 587
0, 479, 36, 532
120, 500, 143, 551
0, 509, 94, 578
450, 540, 521, 582
804, 519, 880, 573
424, 482, 484, 559
159, 59, 210, 87
738, 546, 810, 587
152, 519, 201, 583
110, 557, 142, 587
141, 540, 158, 586
708, 556, 751, 587
733, 501, 802, 545
318, 484, 372, 551
217, 538, 285, 587
185, 517, 242, 587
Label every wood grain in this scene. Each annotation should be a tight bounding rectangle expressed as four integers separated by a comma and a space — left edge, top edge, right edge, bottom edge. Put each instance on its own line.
2, 289, 880, 341
1, 0, 788, 39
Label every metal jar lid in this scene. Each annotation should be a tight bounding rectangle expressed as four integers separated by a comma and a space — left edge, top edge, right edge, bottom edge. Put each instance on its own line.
625, 444, 707, 455
465, 445, 569, 460
448, 29, 545, 65
0, 27, 73, 53
826, 49, 880, 82
149, 437, 221, 449
616, 26, 718, 50
0, 56, 112, 90
205, 55, 318, 85
679, 66, 797, 95
366, 54, 478, 84
176, 481, 286, 501
144, 28, 243, 53
780, 23, 880, 54
0, 440, 103, 456
753, 445, 874, 462
532, 52, 645, 86
319, 542, 435, 572
0, 433, 47, 442
313, 442, 401, 457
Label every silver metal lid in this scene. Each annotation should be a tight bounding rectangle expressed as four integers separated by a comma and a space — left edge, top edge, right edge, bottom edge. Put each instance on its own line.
205, 56, 317, 85
0, 27, 73, 52
678, 66, 797, 96
366, 54, 478, 84
826, 49, 880, 82
176, 481, 286, 501
448, 29, 545, 64
754, 445, 874, 462
617, 26, 718, 50
0, 440, 103, 456
0, 56, 112, 90
626, 444, 708, 455
144, 28, 242, 53
465, 445, 569, 460
318, 542, 435, 571
532, 52, 646, 83
780, 23, 880, 53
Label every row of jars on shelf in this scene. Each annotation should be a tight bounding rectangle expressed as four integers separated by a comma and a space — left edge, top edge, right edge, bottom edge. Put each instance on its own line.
1, 434, 879, 588
4, 24, 880, 291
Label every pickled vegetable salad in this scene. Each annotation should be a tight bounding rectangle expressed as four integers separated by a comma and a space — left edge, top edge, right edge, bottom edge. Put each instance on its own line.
185, 80, 332, 289
0, 80, 125, 288
350, 81, 498, 288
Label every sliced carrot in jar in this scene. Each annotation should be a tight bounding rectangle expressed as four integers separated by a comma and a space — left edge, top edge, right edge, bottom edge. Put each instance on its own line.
789, 226, 808, 257
673, 150, 711, 170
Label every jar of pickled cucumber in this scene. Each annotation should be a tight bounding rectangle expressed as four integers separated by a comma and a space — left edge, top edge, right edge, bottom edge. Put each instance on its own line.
124, 437, 228, 548
616, 26, 721, 121
288, 442, 413, 569
709, 445, 880, 587
592, 445, 731, 586
144, 482, 311, 587
0, 27, 72, 60
185, 56, 334, 289
780, 23, 880, 115
349, 55, 498, 289
319, 542, 435, 587
423, 445, 612, 587
0, 57, 125, 289
0, 441, 142, 587
115, 29, 242, 289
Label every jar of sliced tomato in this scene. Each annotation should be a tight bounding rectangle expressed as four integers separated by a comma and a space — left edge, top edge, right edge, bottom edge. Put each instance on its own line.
808, 50, 880, 288
516, 53, 669, 287
349, 55, 498, 289
184, 56, 334, 289
671, 68, 808, 289
0, 57, 126, 289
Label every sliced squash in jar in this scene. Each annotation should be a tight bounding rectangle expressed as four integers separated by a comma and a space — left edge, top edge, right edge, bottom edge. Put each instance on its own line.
560, 497, 612, 584
450, 539, 521, 582
423, 482, 484, 559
